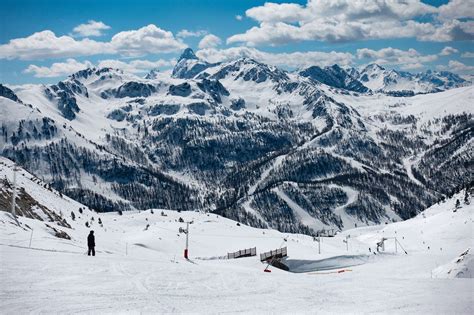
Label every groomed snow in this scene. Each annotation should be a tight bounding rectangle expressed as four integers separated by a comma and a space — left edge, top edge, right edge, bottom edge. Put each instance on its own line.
0, 160, 473, 314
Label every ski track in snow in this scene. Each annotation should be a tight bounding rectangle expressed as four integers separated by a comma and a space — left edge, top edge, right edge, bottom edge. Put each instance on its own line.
273, 187, 324, 231
241, 198, 267, 225
403, 156, 424, 187
248, 154, 286, 195
329, 184, 360, 229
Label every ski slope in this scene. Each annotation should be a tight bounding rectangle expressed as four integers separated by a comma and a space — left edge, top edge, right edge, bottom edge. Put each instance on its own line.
0, 160, 473, 313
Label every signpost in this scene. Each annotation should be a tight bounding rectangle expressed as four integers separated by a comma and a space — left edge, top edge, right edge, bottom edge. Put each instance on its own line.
184, 222, 189, 259
10, 164, 20, 227
343, 235, 350, 251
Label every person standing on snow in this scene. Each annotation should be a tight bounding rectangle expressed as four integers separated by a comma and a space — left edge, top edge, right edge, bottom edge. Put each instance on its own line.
87, 230, 95, 256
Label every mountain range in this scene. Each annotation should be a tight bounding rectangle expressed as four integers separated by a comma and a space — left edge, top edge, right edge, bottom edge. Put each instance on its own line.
1, 48, 472, 235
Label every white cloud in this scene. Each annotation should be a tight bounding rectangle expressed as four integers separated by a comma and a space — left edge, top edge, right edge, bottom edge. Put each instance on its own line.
461, 52, 474, 58
439, 46, 459, 56
196, 47, 354, 68
177, 29, 207, 38
24, 58, 94, 77
228, 19, 450, 46
400, 63, 424, 70
0, 25, 186, 60
110, 24, 186, 56
246, 2, 307, 24
97, 58, 175, 73
72, 20, 111, 37
227, 0, 473, 45
198, 34, 222, 49
0, 31, 111, 60
416, 20, 474, 42
438, 0, 474, 20
235, 15, 243, 21
24, 58, 175, 77
438, 60, 474, 73
356, 47, 438, 68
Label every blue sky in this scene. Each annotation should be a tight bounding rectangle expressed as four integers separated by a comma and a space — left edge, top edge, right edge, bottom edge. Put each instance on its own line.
1, 0, 473, 84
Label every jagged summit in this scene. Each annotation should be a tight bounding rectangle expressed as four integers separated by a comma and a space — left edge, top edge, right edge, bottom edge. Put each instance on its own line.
299, 64, 369, 93
70, 67, 121, 80
210, 57, 289, 83
0, 84, 22, 103
172, 48, 211, 79
355, 63, 466, 93
362, 63, 386, 72
178, 48, 199, 61
145, 68, 160, 80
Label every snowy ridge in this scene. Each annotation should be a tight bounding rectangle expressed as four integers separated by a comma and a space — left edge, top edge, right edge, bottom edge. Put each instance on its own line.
355, 63, 467, 94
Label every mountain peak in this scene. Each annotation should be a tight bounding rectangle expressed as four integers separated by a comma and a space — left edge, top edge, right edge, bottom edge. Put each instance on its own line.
70, 67, 122, 81
363, 63, 385, 72
145, 68, 160, 80
328, 64, 343, 71
178, 48, 198, 61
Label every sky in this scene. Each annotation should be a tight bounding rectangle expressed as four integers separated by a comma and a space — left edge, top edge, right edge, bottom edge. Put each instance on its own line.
0, 0, 473, 84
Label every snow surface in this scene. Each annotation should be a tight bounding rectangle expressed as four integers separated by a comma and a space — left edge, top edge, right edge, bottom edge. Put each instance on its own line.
0, 159, 473, 313
432, 248, 473, 279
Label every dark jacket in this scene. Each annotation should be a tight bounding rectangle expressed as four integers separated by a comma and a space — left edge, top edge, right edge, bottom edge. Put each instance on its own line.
88, 233, 95, 247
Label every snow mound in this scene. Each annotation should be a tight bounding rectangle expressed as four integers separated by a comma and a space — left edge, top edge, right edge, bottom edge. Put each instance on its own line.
432, 248, 474, 279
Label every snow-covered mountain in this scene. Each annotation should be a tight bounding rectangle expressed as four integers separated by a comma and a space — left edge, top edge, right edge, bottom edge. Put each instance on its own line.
0, 49, 472, 235
172, 48, 215, 79
355, 63, 467, 94
299, 64, 369, 93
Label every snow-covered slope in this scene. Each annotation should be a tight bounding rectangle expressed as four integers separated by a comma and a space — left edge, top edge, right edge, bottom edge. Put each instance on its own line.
299, 64, 369, 93
356, 63, 467, 94
0, 159, 472, 313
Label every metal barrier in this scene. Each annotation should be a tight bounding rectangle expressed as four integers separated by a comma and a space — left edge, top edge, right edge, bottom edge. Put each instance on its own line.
260, 246, 287, 262
227, 247, 257, 259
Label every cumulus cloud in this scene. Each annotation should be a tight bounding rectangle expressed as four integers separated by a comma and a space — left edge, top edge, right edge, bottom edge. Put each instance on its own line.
110, 24, 186, 56
24, 58, 175, 77
228, 0, 473, 45
438, 0, 474, 20
24, 59, 94, 77
72, 20, 111, 37
440, 46, 459, 56
198, 34, 222, 49
235, 15, 243, 21
97, 58, 175, 73
177, 29, 207, 38
357, 47, 438, 68
416, 20, 474, 42
246, 2, 307, 24
0, 24, 186, 60
438, 60, 474, 73
196, 47, 354, 68
400, 63, 424, 70
461, 52, 474, 58
0, 31, 111, 60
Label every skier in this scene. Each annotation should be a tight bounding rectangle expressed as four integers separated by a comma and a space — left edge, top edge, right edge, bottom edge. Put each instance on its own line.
87, 230, 95, 256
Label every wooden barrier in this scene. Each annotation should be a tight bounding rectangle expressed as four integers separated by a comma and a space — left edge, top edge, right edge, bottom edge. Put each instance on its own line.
260, 247, 287, 262
227, 247, 257, 259
315, 229, 336, 237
